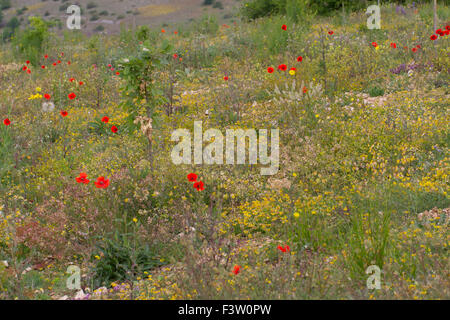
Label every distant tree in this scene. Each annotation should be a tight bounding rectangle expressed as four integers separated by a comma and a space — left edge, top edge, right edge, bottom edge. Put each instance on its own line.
0, 0, 11, 11
1, 16, 20, 42
6, 16, 20, 30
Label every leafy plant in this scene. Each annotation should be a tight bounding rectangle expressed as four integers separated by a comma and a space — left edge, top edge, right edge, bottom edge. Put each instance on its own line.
12, 16, 50, 65
368, 85, 385, 97
118, 40, 171, 169
91, 233, 165, 288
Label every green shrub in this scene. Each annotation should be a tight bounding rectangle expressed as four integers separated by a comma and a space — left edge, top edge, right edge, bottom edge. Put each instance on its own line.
87, 1, 97, 9
368, 85, 385, 97
240, 0, 282, 20
195, 15, 219, 35
16, 6, 28, 15
12, 16, 50, 65
94, 25, 105, 32
91, 234, 165, 287
213, 1, 224, 9
0, 0, 11, 10
136, 25, 151, 42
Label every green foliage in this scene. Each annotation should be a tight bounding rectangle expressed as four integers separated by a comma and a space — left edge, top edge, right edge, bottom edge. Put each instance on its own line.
136, 25, 151, 42
347, 210, 390, 277
0, 123, 13, 189
368, 85, 385, 97
0, 0, 11, 10
195, 15, 220, 35
241, 0, 283, 20
16, 6, 28, 15
213, 1, 224, 9
241, 0, 314, 22
285, 0, 313, 22
87, 1, 97, 9
248, 16, 290, 55
88, 118, 114, 136
91, 233, 165, 287
12, 16, 50, 65
118, 40, 171, 128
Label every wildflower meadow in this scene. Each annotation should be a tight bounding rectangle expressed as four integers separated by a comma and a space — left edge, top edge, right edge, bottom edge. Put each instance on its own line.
0, 0, 448, 306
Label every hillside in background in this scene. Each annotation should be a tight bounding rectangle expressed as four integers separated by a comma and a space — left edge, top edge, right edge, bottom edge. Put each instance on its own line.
0, 0, 240, 34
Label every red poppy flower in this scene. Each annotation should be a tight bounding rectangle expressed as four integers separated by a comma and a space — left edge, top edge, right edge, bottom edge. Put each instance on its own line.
416, 44, 421, 49
277, 245, 290, 253
297, 56, 303, 62
60, 110, 68, 117
173, 53, 178, 59
101, 116, 109, 123
69, 78, 75, 82
303, 87, 308, 94
57, 60, 61, 64
290, 67, 296, 72
79, 81, 84, 85
281, 24, 287, 31
111, 125, 118, 133
116, 72, 120, 75
445, 30, 450, 36
41, 65, 46, 69
44, 94, 51, 100
68, 92, 76, 100
436, 29, 444, 36
328, 30, 334, 35
187, 173, 197, 182
278, 64, 287, 71
22, 66, 27, 71
390, 43, 397, 48
267, 67, 274, 73
161, 29, 166, 33
3, 118, 10, 126
224, 76, 229, 81
446, 26, 450, 31
76, 172, 90, 184
372, 42, 378, 47
174, 31, 178, 34
412, 47, 417, 53
193, 181, 204, 191
94, 176, 110, 189
44, 55, 48, 59
232, 265, 241, 275
430, 34, 437, 40
26, 60, 30, 64
53, 62, 57, 66
27, 69, 31, 74
67, 61, 71, 65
